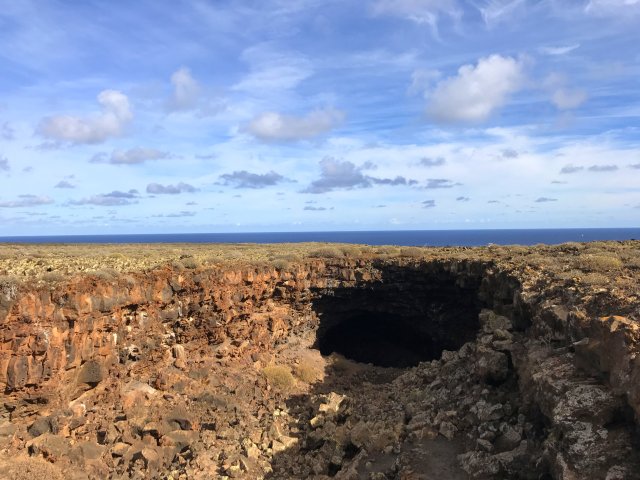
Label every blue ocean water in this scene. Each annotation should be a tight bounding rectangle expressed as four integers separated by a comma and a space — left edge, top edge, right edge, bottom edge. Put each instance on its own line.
0, 228, 638, 246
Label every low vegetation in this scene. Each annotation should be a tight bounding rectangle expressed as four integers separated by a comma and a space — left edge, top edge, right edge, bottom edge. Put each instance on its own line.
262, 365, 294, 391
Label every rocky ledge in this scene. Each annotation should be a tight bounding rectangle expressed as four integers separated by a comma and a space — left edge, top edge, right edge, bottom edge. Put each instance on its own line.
0, 241, 639, 479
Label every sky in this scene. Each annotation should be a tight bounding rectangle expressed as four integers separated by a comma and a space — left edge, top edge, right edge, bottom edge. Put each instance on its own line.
0, 0, 639, 235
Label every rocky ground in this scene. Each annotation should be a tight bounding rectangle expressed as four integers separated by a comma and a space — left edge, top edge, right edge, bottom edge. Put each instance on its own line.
1, 241, 639, 479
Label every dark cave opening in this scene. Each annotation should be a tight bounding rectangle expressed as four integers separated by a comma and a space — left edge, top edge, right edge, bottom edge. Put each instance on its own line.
313, 265, 484, 368
317, 311, 442, 368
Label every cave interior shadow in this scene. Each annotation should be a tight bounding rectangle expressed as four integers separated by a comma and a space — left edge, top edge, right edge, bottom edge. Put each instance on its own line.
265, 264, 486, 478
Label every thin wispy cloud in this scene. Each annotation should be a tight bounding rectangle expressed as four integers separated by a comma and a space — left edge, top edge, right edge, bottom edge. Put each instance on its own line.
588, 164, 618, 172
539, 44, 580, 56
0, 195, 54, 208
560, 164, 584, 174
69, 190, 139, 206
91, 148, 171, 165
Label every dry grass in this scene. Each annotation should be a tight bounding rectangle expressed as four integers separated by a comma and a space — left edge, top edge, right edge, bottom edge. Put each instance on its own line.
262, 365, 294, 391
399, 247, 425, 257
293, 362, 320, 384
577, 254, 623, 272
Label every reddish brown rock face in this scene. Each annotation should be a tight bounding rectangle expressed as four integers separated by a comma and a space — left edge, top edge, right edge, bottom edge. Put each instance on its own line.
0, 251, 639, 479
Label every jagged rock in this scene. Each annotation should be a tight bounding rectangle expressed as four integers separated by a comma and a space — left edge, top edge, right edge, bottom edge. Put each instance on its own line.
476, 348, 509, 384
27, 433, 71, 459
27, 415, 57, 438
1, 246, 640, 479
77, 359, 104, 386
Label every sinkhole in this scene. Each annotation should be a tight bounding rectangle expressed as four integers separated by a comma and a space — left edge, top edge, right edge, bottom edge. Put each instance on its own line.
313, 266, 484, 368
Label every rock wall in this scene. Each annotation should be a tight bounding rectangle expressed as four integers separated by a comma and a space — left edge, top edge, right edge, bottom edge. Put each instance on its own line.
1, 256, 639, 479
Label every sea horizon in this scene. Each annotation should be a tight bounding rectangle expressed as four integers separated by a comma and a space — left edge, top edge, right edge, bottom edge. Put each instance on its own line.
1, 227, 638, 247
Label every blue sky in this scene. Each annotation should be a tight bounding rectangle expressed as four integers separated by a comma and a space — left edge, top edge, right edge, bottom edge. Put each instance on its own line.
0, 0, 639, 235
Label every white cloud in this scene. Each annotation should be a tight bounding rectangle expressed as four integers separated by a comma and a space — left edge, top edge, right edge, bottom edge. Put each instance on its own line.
539, 44, 580, 56
477, 0, 526, 25
38, 90, 132, 144
245, 108, 344, 141
544, 74, 588, 110
234, 44, 313, 93
168, 67, 201, 111
0, 195, 54, 208
92, 147, 171, 165
585, 0, 640, 15
552, 88, 588, 109
426, 54, 525, 123
372, 0, 461, 30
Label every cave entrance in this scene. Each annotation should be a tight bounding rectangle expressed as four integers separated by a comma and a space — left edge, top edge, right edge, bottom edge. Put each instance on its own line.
313, 265, 483, 368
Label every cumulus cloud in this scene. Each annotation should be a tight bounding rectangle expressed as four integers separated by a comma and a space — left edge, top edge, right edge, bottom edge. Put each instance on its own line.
420, 157, 446, 167
0, 194, 54, 208
422, 199, 436, 208
219, 170, 290, 189
424, 178, 460, 189
502, 148, 519, 158
372, 0, 460, 32
535, 197, 557, 203
146, 182, 198, 194
1, 122, 14, 140
560, 164, 584, 174
168, 67, 201, 111
426, 55, 525, 123
54, 180, 75, 189
38, 90, 132, 144
0, 156, 9, 171
303, 157, 418, 194
91, 147, 171, 165
245, 108, 344, 142
456, 196, 470, 201
69, 189, 139, 206
630, 163, 640, 169
588, 164, 618, 172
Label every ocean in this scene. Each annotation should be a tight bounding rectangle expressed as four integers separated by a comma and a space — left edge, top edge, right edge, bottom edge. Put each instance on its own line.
0, 228, 638, 246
